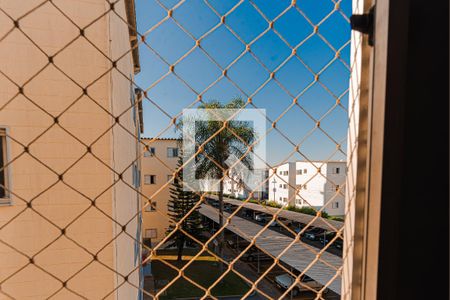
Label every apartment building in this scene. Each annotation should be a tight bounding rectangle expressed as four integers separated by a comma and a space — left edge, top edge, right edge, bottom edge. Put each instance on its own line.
223, 169, 269, 200
140, 138, 179, 246
0, 1, 142, 299
269, 161, 346, 216
268, 162, 296, 206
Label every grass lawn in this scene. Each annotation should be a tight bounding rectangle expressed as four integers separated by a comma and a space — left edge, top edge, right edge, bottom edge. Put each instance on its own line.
152, 260, 250, 299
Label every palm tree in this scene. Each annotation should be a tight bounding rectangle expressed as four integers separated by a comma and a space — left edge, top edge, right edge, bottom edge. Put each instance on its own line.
167, 153, 202, 263
188, 98, 256, 265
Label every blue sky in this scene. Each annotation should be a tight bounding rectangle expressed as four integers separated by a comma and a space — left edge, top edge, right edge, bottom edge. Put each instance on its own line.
134, 0, 351, 165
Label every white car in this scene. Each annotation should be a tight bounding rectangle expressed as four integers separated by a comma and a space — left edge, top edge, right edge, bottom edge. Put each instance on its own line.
254, 213, 271, 222
274, 273, 329, 296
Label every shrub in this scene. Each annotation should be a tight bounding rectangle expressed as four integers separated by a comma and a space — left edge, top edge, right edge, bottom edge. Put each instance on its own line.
286, 205, 329, 218
265, 201, 282, 208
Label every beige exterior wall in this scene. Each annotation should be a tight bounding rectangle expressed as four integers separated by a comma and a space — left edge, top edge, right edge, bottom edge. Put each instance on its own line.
0, 1, 141, 299
140, 138, 179, 245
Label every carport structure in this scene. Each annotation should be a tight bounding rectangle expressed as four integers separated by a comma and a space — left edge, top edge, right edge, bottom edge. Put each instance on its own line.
207, 195, 343, 231
199, 204, 342, 295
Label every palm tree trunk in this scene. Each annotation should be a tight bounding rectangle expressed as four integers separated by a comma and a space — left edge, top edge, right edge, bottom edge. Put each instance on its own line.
218, 177, 224, 272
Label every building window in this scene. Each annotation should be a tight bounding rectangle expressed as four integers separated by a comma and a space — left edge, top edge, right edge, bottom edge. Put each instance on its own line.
335, 184, 340, 191
145, 228, 157, 239
144, 147, 155, 157
283, 197, 288, 202
0, 129, 10, 204
283, 171, 288, 175
279, 171, 282, 175
303, 184, 307, 190
295, 199, 302, 205
145, 201, 156, 212
144, 175, 156, 185
296, 184, 302, 190
303, 169, 307, 174
283, 184, 287, 189
279, 184, 282, 188
296, 169, 302, 175
167, 147, 178, 158
279, 197, 282, 201
332, 202, 339, 209
334, 167, 341, 174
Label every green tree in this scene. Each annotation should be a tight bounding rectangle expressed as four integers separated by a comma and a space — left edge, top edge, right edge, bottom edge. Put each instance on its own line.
189, 98, 256, 266
167, 154, 203, 263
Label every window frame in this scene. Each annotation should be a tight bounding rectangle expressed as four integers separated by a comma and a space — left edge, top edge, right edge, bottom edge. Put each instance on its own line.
144, 228, 157, 239
343, 1, 392, 297
144, 174, 156, 185
348, 2, 450, 299
144, 147, 155, 157
145, 201, 156, 212
0, 128, 11, 205
167, 147, 178, 158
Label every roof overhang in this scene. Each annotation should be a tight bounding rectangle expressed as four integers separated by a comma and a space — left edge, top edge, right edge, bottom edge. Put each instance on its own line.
125, 0, 140, 74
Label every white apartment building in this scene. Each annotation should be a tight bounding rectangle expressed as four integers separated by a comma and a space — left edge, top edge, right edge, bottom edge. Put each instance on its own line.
269, 161, 346, 216
268, 162, 296, 205
223, 169, 269, 200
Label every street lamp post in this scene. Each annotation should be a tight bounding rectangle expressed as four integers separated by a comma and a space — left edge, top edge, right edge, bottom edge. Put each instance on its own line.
271, 178, 277, 201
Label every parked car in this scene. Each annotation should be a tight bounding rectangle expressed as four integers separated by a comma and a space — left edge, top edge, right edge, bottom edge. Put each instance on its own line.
333, 238, 343, 249
226, 238, 250, 250
319, 232, 344, 249
210, 201, 220, 208
224, 203, 234, 212
319, 231, 337, 244
294, 225, 306, 234
226, 239, 236, 249
276, 217, 293, 227
303, 227, 326, 241
243, 208, 253, 218
274, 273, 329, 296
268, 220, 279, 227
254, 213, 272, 222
